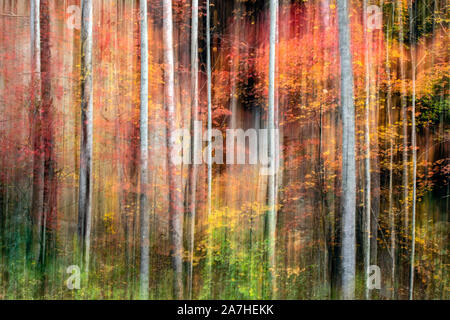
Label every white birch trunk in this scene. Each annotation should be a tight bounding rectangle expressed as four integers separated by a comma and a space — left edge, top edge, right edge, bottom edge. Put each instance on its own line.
163, 0, 184, 299
206, 0, 213, 295
337, 0, 356, 300
139, 0, 150, 300
267, 0, 278, 299
78, 0, 93, 271
187, 0, 199, 300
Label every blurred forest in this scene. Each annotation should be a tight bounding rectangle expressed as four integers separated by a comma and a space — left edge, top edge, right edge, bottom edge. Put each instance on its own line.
0, 0, 448, 300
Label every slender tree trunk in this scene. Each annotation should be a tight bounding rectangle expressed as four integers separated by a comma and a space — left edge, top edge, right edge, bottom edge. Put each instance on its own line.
187, 0, 199, 300
409, 0, 417, 300
72, 0, 81, 239
385, 2, 396, 299
206, 0, 213, 296
397, 0, 409, 296
229, 1, 240, 131
30, 0, 44, 263
163, 0, 184, 299
398, 0, 409, 234
337, 0, 356, 300
40, 0, 56, 268
267, 0, 278, 299
139, 0, 149, 300
129, 0, 141, 298
362, 0, 371, 300
320, 0, 332, 297
78, 0, 93, 271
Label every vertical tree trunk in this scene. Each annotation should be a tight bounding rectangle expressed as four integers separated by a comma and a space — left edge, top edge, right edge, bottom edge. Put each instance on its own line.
40, 0, 57, 267
30, 0, 44, 263
187, 0, 199, 300
398, 0, 409, 234
78, 0, 93, 271
72, 0, 81, 239
139, 0, 149, 300
362, 0, 371, 300
229, 1, 240, 131
128, 0, 141, 298
163, 0, 183, 299
267, 0, 278, 299
205, 0, 213, 296
409, 0, 417, 300
385, 1, 396, 299
337, 0, 356, 300
397, 0, 409, 295
320, 0, 332, 297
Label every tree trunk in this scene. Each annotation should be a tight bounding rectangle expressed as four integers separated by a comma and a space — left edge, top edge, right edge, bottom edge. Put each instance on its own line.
187, 0, 199, 300
163, 0, 184, 299
362, 0, 371, 300
40, 0, 57, 267
398, 0, 409, 235
139, 0, 150, 300
30, 0, 44, 264
267, 0, 278, 299
78, 0, 93, 271
206, 0, 213, 297
409, 0, 417, 300
385, 1, 396, 298
337, 0, 356, 300
127, 0, 141, 298
397, 0, 409, 296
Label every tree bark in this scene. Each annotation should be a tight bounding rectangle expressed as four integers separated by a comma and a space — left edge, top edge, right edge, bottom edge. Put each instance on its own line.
205, 0, 213, 296
187, 0, 199, 300
40, 0, 57, 267
385, 1, 396, 298
267, 0, 278, 299
163, 0, 184, 299
337, 0, 356, 300
398, 0, 409, 234
139, 0, 150, 300
397, 0, 409, 296
362, 0, 371, 300
78, 0, 93, 271
30, 0, 44, 263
